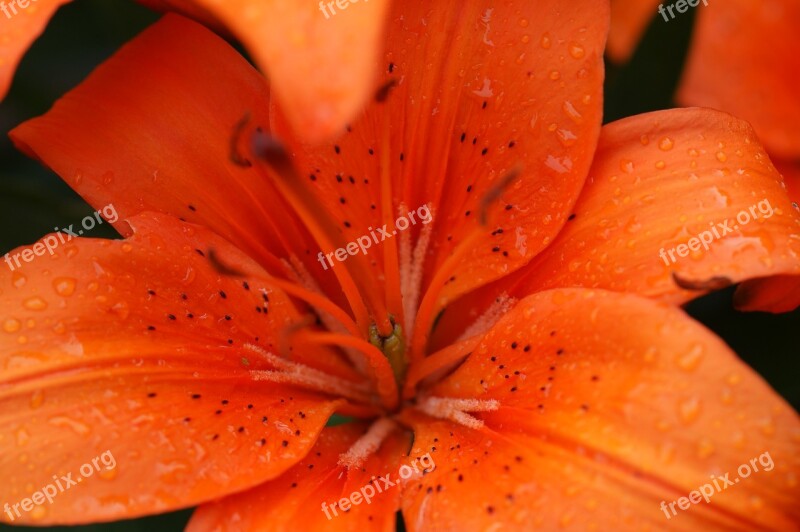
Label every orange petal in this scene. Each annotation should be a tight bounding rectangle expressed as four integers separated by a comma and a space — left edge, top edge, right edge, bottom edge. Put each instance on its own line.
188, 423, 409, 531
138, 0, 391, 142
607, 0, 660, 63
270, 0, 608, 352
676, 0, 800, 159
10, 14, 321, 284
404, 289, 800, 529
0, 0, 70, 101
735, 159, 800, 312
511, 108, 800, 305
0, 212, 350, 524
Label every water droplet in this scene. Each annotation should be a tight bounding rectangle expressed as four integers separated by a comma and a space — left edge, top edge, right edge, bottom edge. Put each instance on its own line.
48, 416, 90, 435
562, 101, 582, 124
677, 344, 704, 371
16, 428, 30, 446
30, 390, 44, 409
749, 495, 764, 510
111, 301, 130, 320
696, 438, 714, 458
720, 388, 734, 405
716, 151, 728, 163
658, 137, 674, 151
678, 397, 701, 424
12, 272, 27, 288
556, 129, 577, 147
569, 44, 585, 59
759, 417, 776, 437
518, 18, 529, 27
619, 159, 634, 173
24, 297, 48, 311
30, 505, 47, 520
549, 70, 560, 81
655, 160, 666, 170
540, 34, 551, 49
182, 267, 196, 284
3, 318, 21, 333
98, 467, 118, 481
53, 277, 76, 297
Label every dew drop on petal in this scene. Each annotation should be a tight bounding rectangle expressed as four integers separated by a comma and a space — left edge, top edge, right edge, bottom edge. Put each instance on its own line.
658, 137, 674, 151
30, 390, 44, 409
24, 297, 48, 311
569, 44, 585, 59
3, 318, 21, 333
12, 272, 27, 288
678, 397, 701, 424
48, 416, 90, 435
53, 277, 77, 297
30, 505, 47, 521
677, 344, 704, 371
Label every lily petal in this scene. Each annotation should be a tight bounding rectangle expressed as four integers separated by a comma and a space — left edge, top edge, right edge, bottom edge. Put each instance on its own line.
405, 288, 800, 530
10, 14, 321, 283
676, 0, 800, 159
735, 159, 800, 312
512, 108, 800, 305
271, 0, 608, 345
607, 0, 660, 63
0, 0, 70, 102
0, 212, 348, 524
188, 423, 408, 531
138, 0, 391, 141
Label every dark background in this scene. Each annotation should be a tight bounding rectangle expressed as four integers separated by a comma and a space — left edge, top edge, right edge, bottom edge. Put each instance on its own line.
0, 1, 797, 530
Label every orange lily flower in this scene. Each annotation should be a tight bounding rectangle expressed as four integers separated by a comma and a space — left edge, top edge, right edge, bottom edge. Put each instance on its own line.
0, 0, 389, 141
3, 4, 800, 530
608, 0, 800, 311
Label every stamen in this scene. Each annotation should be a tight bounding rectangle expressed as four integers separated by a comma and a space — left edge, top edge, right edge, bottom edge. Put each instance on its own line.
269, 266, 361, 338
250, 131, 384, 334
338, 417, 398, 469
245, 344, 372, 404
402, 336, 481, 399
296, 332, 399, 411
411, 167, 523, 361
378, 107, 403, 335
281, 258, 368, 375
410, 228, 484, 362
400, 215, 433, 335
457, 292, 516, 342
415, 396, 500, 429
